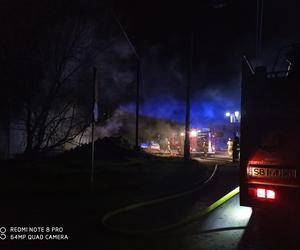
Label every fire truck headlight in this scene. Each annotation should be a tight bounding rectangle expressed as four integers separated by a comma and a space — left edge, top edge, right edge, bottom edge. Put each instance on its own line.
266, 190, 276, 199
190, 130, 197, 137
257, 188, 266, 198
255, 188, 276, 200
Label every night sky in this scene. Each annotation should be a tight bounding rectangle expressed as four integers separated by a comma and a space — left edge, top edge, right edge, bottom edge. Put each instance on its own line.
2, 0, 300, 127
113, 0, 300, 126
112, 0, 241, 126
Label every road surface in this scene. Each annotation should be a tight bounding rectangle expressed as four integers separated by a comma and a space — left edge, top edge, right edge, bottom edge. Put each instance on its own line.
3, 153, 299, 250
96, 155, 300, 250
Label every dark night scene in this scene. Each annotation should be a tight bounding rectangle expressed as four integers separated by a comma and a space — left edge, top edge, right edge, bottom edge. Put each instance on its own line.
1, 0, 300, 249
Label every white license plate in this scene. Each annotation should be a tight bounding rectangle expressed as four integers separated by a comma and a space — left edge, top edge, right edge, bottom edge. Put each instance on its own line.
248, 167, 297, 179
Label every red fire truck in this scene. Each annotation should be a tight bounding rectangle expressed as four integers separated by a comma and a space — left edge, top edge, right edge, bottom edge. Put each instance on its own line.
240, 45, 300, 210
168, 129, 215, 155
177, 128, 216, 155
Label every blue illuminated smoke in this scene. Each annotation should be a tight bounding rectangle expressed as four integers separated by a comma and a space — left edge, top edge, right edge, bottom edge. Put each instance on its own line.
116, 43, 241, 127
120, 88, 240, 127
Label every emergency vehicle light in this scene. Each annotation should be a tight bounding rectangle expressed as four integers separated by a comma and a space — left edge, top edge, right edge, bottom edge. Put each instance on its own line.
256, 188, 265, 198
256, 188, 276, 199
190, 130, 197, 137
266, 189, 276, 199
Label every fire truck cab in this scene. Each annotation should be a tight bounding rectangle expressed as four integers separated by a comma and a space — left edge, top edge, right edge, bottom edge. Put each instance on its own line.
240, 45, 300, 210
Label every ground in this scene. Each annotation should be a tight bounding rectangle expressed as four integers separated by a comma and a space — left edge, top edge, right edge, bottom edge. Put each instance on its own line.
0, 152, 221, 249
2, 151, 297, 250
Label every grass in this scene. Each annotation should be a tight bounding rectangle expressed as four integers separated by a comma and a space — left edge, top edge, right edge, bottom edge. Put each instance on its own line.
0, 155, 213, 246
0, 156, 209, 196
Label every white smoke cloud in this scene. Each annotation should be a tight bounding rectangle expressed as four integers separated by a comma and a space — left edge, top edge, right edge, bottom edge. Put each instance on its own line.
95, 109, 124, 138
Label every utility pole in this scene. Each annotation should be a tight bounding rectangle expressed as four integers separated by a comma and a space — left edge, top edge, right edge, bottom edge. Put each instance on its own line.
90, 67, 98, 188
112, 10, 140, 149
256, 0, 264, 61
6, 95, 11, 159
135, 60, 140, 149
184, 32, 193, 160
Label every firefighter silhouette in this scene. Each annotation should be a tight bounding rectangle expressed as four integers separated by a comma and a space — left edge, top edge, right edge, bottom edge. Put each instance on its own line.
232, 136, 240, 162
203, 139, 208, 158
165, 137, 171, 154
227, 138, 233, 157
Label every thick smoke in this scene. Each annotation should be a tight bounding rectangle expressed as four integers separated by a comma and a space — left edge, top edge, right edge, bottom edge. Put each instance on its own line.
74, 108, 183, 147
120, 88, 240, 129
95, 109, 124, 138
92, 40, 241, 143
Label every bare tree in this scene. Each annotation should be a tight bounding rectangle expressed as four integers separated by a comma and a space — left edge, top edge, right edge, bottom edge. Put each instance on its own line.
0, 1, 138, 158
18, 18, 98, 157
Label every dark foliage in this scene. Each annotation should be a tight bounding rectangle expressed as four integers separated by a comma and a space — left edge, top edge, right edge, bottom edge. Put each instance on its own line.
56, 136, 148, 162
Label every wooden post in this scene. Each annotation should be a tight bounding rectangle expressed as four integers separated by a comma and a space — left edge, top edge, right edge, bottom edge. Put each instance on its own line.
184, 32, 193, 161
90, 67, 97, 188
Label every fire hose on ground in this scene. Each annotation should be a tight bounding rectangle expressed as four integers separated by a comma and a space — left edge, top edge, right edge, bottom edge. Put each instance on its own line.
101, 163, 240, 234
